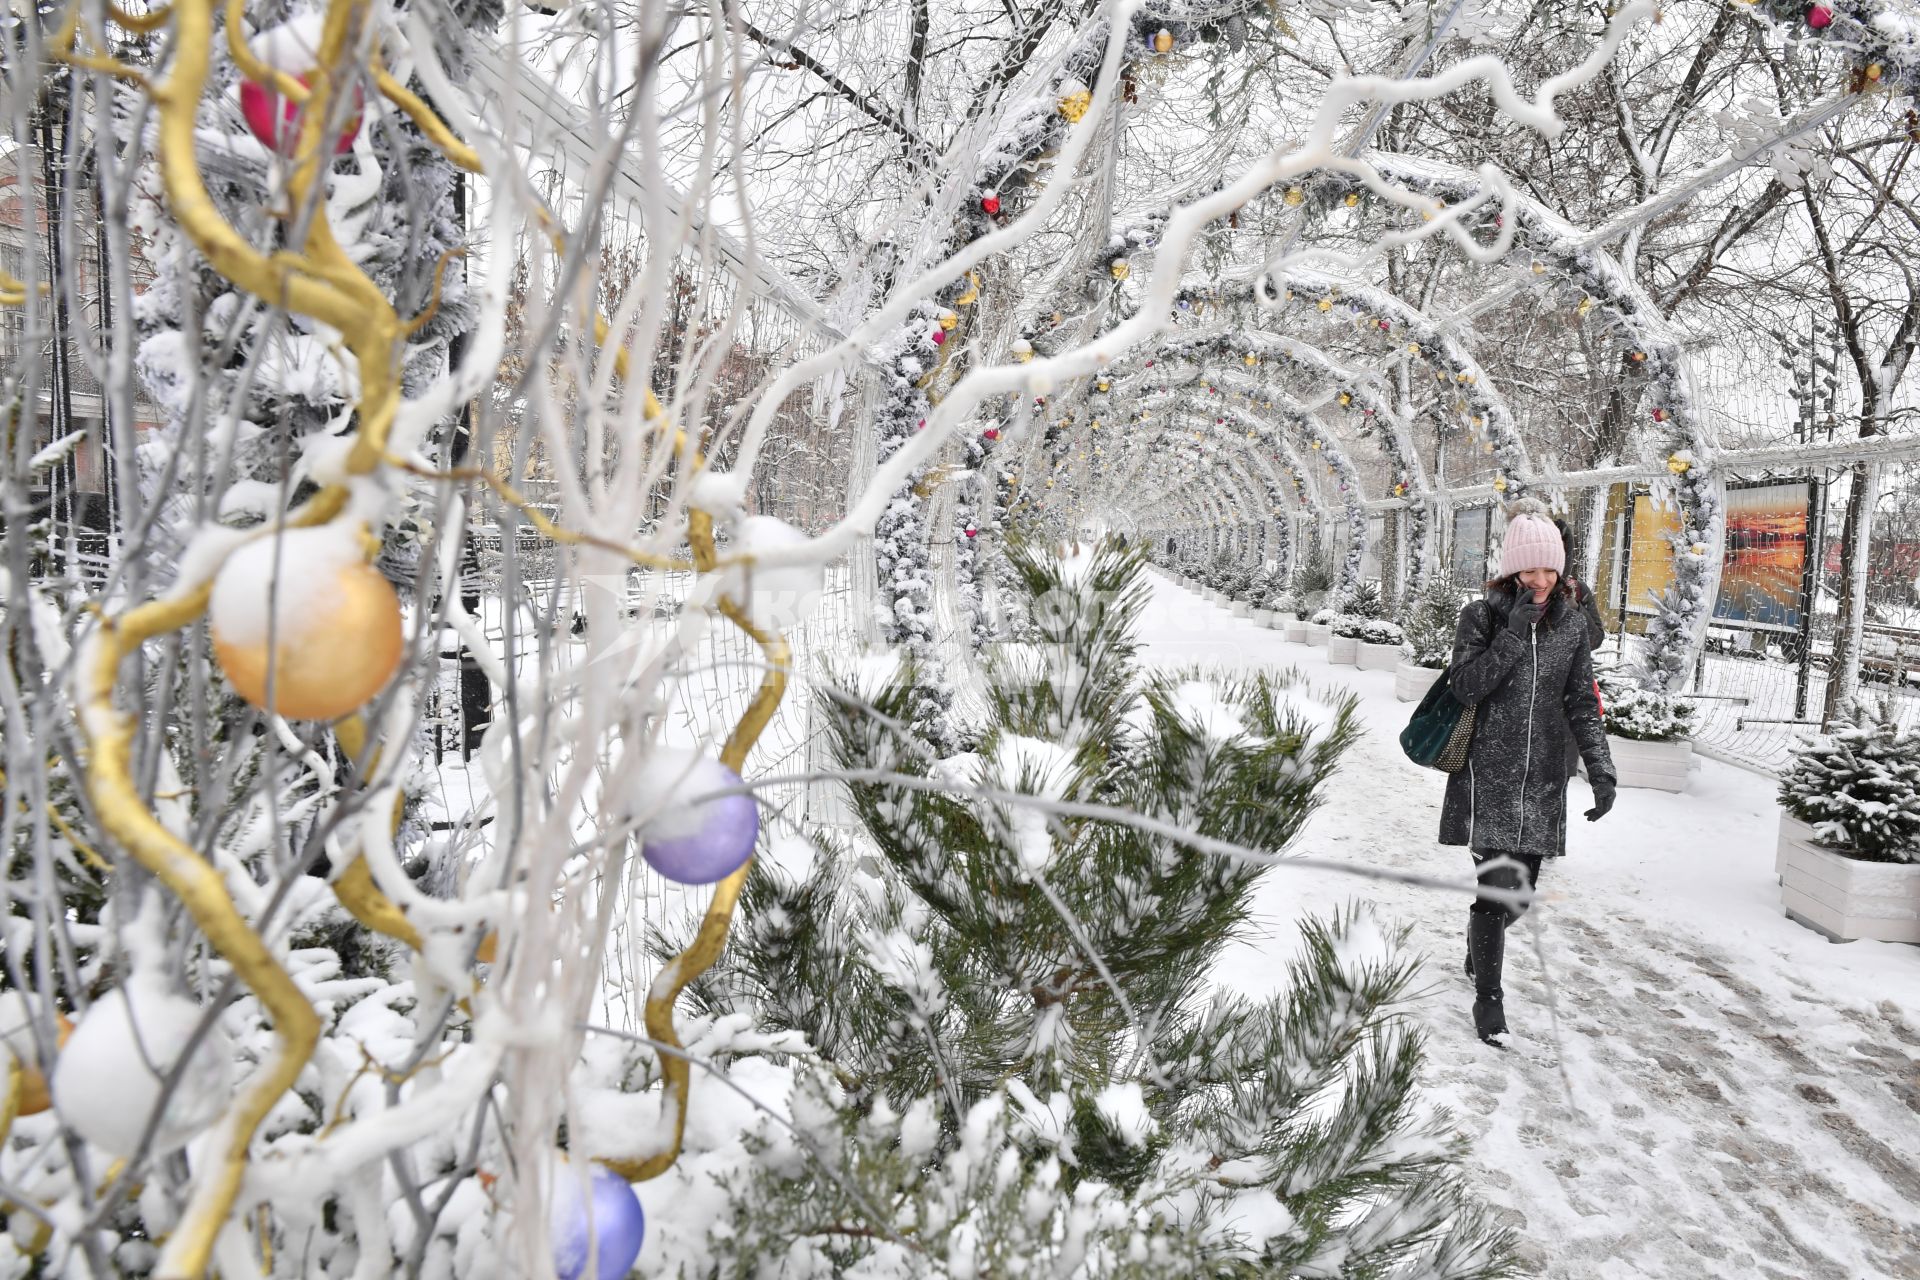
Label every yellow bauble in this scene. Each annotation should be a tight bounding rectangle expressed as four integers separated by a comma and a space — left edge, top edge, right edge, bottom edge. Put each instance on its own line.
211, 529, 404, 721
1110, 258, 1130, 280
1284, 187, 1305, 207
1493, 476, 1508, 492
1344, 191, 1360, 207
1153, 27, 1174, 53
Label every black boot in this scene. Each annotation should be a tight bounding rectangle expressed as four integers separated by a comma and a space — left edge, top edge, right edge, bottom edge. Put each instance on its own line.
1467, 909, 1509, 1047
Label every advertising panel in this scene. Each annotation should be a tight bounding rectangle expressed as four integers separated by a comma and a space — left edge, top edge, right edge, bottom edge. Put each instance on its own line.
1712, 481, 1812, 634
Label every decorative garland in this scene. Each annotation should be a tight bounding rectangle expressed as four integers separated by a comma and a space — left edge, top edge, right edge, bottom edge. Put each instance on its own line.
1290, 153, 1721, 690
1745, 1, 1920, 95
887, 4, 1283, 672
1266, 267, 1532, 494
1147, 327, 1435, 592
1124, 377, 1353, 597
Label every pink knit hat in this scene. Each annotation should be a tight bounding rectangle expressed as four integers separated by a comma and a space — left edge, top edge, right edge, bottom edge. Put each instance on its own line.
1496, 500, 1565, 579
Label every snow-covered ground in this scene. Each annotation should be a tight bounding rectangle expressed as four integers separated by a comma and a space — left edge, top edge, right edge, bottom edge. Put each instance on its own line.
1136, 571, 1920, 1280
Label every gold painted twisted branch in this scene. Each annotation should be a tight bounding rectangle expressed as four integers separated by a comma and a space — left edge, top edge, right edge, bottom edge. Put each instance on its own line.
62, 0, 789, 1268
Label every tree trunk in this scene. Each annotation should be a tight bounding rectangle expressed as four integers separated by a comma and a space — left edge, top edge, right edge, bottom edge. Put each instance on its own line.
1823, 459, 1878, 726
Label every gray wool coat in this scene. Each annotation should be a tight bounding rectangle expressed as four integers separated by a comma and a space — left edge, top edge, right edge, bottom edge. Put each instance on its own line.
1438, 584, 1616, 857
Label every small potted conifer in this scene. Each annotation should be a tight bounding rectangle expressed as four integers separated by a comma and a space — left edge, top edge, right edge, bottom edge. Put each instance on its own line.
1394, 573, 1458, 701
1327, 613, 1363, 665
1356, 618, 1407, 671
1270, 588, 1301, 632
1248, 567, 1277, 627
1306, 608, 1334, 647
1597, 669, 1695, 792
1292, 563, 1332, 640
1228, 565, 1254, 618
1776, 700, 1920, 944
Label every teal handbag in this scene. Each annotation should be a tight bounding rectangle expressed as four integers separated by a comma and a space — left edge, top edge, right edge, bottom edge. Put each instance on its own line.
1400, 673, 1477, 773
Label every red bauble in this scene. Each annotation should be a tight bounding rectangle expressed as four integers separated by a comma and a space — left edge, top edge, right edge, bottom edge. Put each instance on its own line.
1144, 360, 1154, 367
916, 418, 926, 430
931, 329, 946, 346
1377, 318, 1391, 331
983, 428, 1000, 440
240, 74, 363, 155
1652, 407, 1668, 422
1807, 5, 1834, 29
964, 528, 978, 538
981, 195, 1002, 215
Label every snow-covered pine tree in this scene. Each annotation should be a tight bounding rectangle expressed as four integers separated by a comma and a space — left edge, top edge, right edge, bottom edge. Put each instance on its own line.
1779, 698, 1920, 863
126, 4, 487, 968
679, 540, 1514, 1277
1292, 559, 1333, 613
1402, 572, 1468, 669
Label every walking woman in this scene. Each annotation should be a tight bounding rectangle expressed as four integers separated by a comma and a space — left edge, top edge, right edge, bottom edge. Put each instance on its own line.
1438, 500, 1617, 1047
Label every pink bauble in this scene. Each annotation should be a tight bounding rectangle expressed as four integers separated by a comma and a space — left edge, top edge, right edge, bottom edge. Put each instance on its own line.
239, 74, 363, 155
931, 329, 947, 346
1807, 5, 1834, 30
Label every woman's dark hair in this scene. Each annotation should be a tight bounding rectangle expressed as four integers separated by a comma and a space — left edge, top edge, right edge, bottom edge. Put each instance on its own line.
1484, 570, 1572, 602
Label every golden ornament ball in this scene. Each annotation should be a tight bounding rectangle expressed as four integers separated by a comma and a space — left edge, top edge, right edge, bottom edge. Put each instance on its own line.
212, 533, 404, 721
1153, 27, 1174, 53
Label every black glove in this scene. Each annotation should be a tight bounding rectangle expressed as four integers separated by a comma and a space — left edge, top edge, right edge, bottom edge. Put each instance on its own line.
1507, 600, 1547, 635
1585, 779, 1616, 822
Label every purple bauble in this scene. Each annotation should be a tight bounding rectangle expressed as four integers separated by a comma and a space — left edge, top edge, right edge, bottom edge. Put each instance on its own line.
636, 751, 759, 885
551, 1162, 645, 1280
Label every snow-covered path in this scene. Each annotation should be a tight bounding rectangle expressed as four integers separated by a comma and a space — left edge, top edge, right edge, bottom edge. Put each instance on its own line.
1133, 571, 1920, 1280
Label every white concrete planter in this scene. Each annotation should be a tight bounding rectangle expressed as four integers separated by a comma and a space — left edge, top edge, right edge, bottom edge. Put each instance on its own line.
1270, 611, 1296, 630
1251, 609, 1274, 628
1327, 634, 1360, 665
1230, 601, 1251, 618
1778, 814, 1920, 944
1357, 641, 1403, 672
1395, 661, 1445, 702
1606, 733, 1692, 792
1283, 620, 1308, 643
1305, 623, 1331, 647
1208, 590, 1226, 606
1777, 811, 1820, 882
